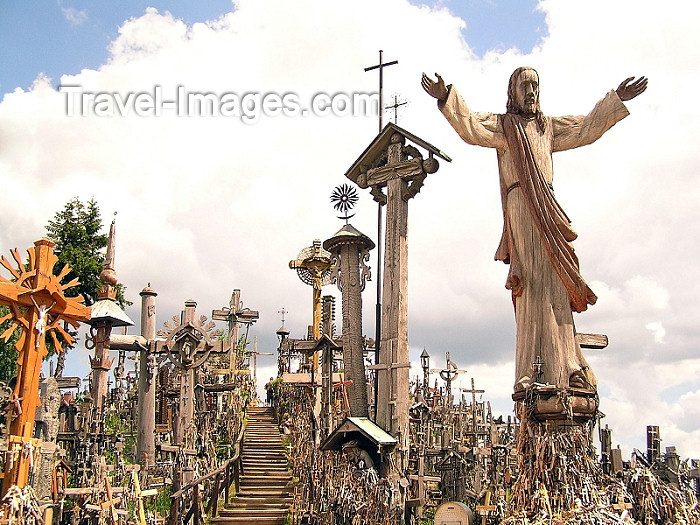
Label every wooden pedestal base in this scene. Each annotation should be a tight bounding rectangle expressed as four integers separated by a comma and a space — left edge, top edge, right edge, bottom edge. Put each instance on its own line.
512, 385, 598, 423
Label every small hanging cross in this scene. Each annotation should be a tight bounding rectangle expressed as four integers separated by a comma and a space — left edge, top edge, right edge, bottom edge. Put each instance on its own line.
532, 355, 544, 384
386, 93, 408, 124
278, 308, 287, 325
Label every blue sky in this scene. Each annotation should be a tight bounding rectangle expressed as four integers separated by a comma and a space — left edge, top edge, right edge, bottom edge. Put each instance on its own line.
0, 0, 544, 95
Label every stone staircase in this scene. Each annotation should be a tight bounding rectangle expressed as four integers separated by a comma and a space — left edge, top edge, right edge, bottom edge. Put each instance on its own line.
211, 406, 292, 524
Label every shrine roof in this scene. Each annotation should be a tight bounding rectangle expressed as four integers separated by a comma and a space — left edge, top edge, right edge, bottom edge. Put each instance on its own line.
89, 297, 134, 327
320, 416, 397, 451
344, 122, 451, 185
323, 223, 375, 251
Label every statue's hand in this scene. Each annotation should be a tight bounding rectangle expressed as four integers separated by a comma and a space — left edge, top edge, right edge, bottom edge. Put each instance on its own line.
616, 76, 648, 101
421, 72, 448, 102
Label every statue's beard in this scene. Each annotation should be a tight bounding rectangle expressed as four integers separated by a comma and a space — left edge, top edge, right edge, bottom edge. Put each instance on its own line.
518, 98, 538, 116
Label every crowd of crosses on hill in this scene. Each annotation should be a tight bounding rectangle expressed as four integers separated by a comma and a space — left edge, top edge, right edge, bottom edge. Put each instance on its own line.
0, 62, 697, 525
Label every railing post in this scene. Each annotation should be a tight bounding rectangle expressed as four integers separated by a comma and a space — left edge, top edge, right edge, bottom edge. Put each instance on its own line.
168, 495, 180, 525
209, 472, 220, 517
234, 456, 240, 495
193, 483, 201, 525
224, 461, 231, 505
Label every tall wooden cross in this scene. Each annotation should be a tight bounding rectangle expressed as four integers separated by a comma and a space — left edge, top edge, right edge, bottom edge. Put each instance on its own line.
345, 124, 450, 441
249, 336, 273, 391
461, 377, 485, 433
212, 289, 259, 374
0, 239, 91, 495
289, 240, 333, 398
158, 299, 222, 447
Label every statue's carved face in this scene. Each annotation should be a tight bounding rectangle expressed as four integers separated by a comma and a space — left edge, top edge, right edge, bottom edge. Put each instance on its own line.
515, 69, 539, 115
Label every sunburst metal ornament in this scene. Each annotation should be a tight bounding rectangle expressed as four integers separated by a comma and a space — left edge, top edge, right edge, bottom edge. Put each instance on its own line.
330, 183, 359, 224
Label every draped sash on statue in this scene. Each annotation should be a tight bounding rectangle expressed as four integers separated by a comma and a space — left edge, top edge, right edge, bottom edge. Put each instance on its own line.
499, 113, 597, 313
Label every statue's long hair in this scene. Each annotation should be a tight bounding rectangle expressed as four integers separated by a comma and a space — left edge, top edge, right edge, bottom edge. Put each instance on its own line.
506, 66, 547, 132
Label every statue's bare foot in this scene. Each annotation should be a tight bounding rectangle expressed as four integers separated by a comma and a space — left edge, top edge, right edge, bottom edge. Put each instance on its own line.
569, 370, 593, 390
514, 376, 532, 392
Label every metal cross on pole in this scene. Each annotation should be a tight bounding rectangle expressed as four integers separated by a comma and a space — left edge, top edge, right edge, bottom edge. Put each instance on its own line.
364, 50, 398, 133
364, 50, 398, 391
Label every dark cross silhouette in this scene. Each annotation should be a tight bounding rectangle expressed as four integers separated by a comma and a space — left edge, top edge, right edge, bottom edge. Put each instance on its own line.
364, 50, 398, 397
364, 50, 398, 132
461, 377, 485, 433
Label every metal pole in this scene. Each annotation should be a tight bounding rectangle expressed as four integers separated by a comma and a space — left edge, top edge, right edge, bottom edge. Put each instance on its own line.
374, 49, 384, 421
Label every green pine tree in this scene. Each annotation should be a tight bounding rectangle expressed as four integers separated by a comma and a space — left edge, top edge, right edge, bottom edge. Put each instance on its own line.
0, 305, 19, 383
0, 197, 132, 382
45, 196, 130, 309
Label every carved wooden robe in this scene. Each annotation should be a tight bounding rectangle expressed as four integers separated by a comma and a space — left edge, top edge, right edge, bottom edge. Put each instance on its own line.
439, 87, 629, 390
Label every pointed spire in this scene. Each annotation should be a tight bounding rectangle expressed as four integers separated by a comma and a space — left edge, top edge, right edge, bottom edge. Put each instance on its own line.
104, 213, 116, 272
90, 212, 133, 327
99, 212, 118, 300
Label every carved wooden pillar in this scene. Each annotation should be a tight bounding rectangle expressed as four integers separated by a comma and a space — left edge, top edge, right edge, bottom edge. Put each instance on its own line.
324, 225, 374, 417
137, 284, 157, 469
345, 124, 448, 442
159, 299, 221, 446
377, 167, 410, 436
88, 218, 133, 414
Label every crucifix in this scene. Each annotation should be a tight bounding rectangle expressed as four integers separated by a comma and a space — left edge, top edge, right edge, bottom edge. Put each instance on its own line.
0, 240, 91, 495
211, 289, 259, 375
432, 352, 466, 407
289, 239, 333, 395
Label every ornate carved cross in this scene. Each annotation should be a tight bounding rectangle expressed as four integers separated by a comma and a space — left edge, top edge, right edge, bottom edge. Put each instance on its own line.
345, 123, 450, 439
0, 240, 91, 494
157, 300, 223, 446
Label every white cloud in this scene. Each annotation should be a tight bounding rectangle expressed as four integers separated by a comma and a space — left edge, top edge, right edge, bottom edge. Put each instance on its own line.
2, 0, 699, 460
61, 6, 88, 26
645, 321, 666, 344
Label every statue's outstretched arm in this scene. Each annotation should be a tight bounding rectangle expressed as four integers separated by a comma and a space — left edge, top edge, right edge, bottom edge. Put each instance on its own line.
421, 72, 448, 102
616, 76, 648, 101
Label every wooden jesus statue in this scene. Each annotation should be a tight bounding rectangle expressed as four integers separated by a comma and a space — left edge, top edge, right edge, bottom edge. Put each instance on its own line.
422, 67, 647, 393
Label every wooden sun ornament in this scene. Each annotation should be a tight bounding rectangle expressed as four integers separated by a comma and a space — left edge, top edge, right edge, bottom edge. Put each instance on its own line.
0, 240, 89, 358
0, 240, 91, 495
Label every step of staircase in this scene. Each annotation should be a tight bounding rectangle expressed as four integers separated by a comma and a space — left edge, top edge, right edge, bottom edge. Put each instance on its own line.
211, 406, 292, 524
